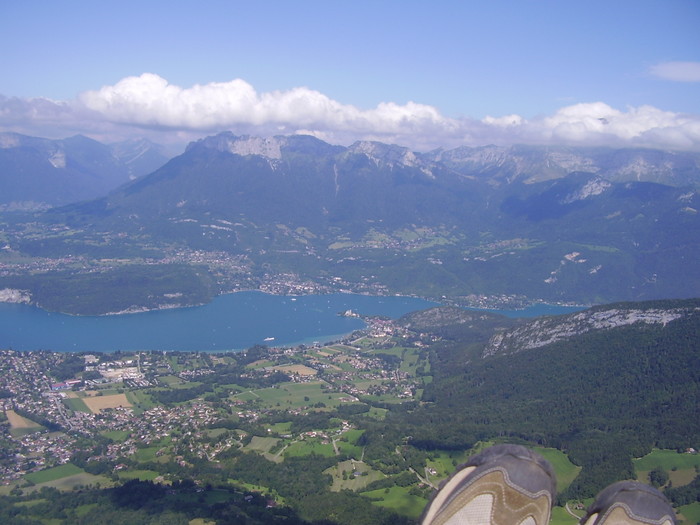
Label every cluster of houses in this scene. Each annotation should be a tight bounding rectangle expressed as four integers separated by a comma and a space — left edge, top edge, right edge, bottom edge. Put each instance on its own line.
98, 402, 226, 463
0, 431, 75, 483
1, 317, 428, 485
0, 351, 232, 483
0, 351, 80, 481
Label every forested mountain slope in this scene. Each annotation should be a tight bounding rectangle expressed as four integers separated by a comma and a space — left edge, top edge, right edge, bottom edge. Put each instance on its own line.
398, 299, 700, 499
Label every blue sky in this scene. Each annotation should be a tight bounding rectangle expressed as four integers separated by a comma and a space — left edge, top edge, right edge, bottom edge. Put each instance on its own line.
1, 0, 699, 151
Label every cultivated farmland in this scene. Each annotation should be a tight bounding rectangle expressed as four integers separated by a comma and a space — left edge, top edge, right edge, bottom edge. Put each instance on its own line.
82, 393, 132, 413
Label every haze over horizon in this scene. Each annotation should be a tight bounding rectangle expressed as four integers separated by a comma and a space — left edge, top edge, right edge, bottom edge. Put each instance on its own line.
1, 0, 699, 152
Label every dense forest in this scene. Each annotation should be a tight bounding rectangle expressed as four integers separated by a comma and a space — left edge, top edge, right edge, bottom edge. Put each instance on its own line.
392, 302, 700, 500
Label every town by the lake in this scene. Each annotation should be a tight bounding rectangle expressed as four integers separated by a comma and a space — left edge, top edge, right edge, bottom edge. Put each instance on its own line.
0, 314, 428, 487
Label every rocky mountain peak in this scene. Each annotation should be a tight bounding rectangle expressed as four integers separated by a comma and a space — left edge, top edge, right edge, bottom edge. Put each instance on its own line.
190, 133, 286, 159
349, 140, 421, 167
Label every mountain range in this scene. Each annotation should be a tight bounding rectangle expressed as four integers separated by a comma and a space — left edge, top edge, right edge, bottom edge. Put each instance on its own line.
0, 132, 171, 209
1, 132, 699, 314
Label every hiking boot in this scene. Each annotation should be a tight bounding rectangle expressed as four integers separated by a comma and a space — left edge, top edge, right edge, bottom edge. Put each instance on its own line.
421, 444, 557, 525
580, 481, 676, 525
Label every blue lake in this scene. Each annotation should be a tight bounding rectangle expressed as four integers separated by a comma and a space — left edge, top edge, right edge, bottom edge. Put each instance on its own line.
0, 292, 583, 352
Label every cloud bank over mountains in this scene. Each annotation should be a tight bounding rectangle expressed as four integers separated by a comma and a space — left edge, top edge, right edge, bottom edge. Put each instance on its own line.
2, 72, 700, 152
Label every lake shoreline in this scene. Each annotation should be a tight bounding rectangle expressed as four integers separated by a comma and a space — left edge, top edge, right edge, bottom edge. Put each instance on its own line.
0, 291, 586, 353
3, 283, 587, 318
0, 293, 435, 352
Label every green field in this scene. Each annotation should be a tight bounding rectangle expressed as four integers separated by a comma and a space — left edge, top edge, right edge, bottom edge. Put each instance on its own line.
350, 338, 379, 350
666, 468, 700, 488
340, 428, 364, 445
327, 360, 356, 372
242, 435, 284, 462
206, 428, 229, 439
245, 359, 276, 369
118, 469, 160, 481
24, 467, 111, 492
367, 407, 388, 420
326, 460, 385, 491
361, 485, 428, 519
679, 502, 700, 524
372, 347, 425, 376
284, 438, 335, 458
39, 474, 110, 491
266, 421, 293, 435
235, 381, 350, 410
126, 389, 157, 413
549, 505, 580, 525
401, 349, 427, 375
534, 447, 582, 493
634, 449, 700, 471
246, 436, 280, 454
167, 356, 183, 373
634, 449, 700, 488
134, 444, 169, 463
309, 348, 341, 358
233, 390, 261, 402
25, 463, 83, 484
335, 439, 363, 458
353, 379, 383, 391
90, 388, 122, 395
63, 396, 91, 413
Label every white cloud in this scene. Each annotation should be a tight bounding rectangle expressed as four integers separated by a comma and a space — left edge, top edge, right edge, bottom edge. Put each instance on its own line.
1, 74, 700, 152
78, 73, 454, 135
535, 103, 700, 150
482, 114, 524, 127
650, 61, 700, 82
478, 102, 700, 151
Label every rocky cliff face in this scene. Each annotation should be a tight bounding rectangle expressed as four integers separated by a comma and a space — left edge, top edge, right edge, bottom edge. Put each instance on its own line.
422, 144, 700, 187
483, 299, 700, 357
